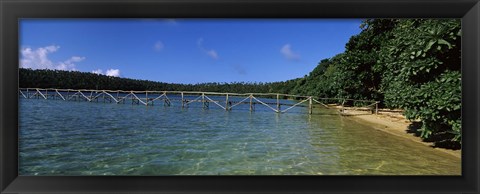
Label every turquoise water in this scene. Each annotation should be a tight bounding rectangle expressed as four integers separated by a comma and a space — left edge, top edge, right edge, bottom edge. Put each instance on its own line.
19, 98, 461, 175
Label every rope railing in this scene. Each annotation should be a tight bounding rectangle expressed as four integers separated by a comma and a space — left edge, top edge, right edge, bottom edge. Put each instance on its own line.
149, 93, 166, 103
90, 92, 104, 101
251, 96, 279, 113
130, 93, 147, 105
67, 91, 80, 101
77, 91, 92, 102
55, 89, 66, 100
36, 89, 47, 99
19, 90, 27, 99
185, 95, 203, 105
102, 91, 119, 103
281, 97, 311, 113
229, 96, 251, 109
19, 88, 381, 115
204, 95, 226, 110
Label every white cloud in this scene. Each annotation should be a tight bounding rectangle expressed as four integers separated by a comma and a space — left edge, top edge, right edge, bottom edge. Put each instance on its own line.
20, 45, 59, 69
67, 56, 85, 63
106, 69, 121, 77
21, 45, 122, 77
20, 45, 84, 71
206, 50, 218, 59
57, 56, 85, 71
92, 69, 103, 74
154, 41, 164, 51
197, 38, 219, 60
280, 44, 300, 61
91, 68, 121, 77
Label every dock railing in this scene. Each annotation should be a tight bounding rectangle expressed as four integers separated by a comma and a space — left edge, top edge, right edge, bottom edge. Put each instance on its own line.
19, 88, 380, 115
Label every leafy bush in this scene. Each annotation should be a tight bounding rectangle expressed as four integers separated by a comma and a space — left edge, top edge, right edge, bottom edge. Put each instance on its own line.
380, 19, 461, 145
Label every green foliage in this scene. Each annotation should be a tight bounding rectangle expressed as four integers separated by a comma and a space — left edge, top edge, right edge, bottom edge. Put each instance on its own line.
20, 68, 284, 94
286, 19, 461, 146
288, 19, 398, 101
380, 19, 461, 145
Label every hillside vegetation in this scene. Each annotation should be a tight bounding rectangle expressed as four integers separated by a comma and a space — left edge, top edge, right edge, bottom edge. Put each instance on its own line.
287, 19, 461, 148
19, 68, 298, 94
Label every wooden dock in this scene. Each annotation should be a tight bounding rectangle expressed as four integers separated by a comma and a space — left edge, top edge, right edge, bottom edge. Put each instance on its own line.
19, 88, 380, 114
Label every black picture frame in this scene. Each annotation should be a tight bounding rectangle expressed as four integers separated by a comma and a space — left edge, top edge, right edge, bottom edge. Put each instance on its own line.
1, 0, 479, 193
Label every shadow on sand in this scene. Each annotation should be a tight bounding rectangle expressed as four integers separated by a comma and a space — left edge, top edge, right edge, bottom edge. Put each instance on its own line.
406, 122, 461, 150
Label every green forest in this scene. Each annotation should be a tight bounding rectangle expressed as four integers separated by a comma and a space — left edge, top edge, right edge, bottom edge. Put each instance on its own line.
20, 68, 292, 94
20, 19, 461, 148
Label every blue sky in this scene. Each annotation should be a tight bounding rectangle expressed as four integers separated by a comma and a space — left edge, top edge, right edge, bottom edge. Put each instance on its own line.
20, 19, 362, 84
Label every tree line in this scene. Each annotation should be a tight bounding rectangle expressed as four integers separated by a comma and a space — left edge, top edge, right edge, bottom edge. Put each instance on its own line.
285, 19, 461, 148
19, 68, 298, 94
20, 19, 461, 147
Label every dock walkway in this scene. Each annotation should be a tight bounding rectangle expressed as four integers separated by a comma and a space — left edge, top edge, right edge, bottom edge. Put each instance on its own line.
19, 88, 380, 114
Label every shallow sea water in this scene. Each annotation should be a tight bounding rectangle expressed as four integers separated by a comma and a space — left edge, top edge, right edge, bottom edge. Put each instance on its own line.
19, 97, 461, 175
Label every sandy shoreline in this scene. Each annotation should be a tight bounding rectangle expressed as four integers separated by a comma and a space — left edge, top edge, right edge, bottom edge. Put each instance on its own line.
334, 107, 461, 159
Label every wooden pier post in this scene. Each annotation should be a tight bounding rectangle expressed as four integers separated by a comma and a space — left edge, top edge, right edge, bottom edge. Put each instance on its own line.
26, 88, 29, 98
132, 93, 134, 105
45, 90, 48, 100
108, 93, 112, 103
181, 92, 184, 108
309, 97, 313, 114
249, 94, 253, 112
202, 93, 206, 109
225, 94, 229, 111
163, 92, 170, 107
116, 91, 120, 103
146, 91, 148, 106
276, 94, 280, 112
375, 102, 378, 115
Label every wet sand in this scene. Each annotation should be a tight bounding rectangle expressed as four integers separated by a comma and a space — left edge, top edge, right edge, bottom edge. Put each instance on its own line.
333, 107, 461, 159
